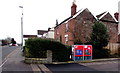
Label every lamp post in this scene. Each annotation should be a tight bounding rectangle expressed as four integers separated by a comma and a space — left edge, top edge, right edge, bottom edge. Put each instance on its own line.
19, 6, 23, 49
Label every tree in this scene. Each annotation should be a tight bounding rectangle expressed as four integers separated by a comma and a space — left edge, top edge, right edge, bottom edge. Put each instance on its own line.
90, 22, 109, 49
2, 39, 8, 46
5, 37, 12, 44
11, 38, 16, 44
90, 22, 110, 58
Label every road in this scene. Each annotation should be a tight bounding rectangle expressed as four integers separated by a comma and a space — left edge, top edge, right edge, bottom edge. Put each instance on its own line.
1, 46, 33, 73
0, 46, 119, 73
2, 46, 20, 61
79, 60, 119, 71
45, 60, 119, 73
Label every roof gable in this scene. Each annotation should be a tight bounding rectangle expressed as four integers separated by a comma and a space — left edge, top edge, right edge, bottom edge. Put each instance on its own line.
74, 8, 97, 20
96, 11, 107, 18
97, 12, 118, 22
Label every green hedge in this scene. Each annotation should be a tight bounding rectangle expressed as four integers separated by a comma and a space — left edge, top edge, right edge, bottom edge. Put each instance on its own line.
92, 48, 110, 59
24, 38, 69, 62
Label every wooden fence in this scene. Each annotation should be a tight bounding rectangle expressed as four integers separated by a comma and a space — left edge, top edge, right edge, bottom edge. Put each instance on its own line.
106, 43, 120, 55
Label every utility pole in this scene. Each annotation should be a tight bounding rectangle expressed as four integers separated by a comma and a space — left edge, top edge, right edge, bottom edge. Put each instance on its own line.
19, 6, 23, 49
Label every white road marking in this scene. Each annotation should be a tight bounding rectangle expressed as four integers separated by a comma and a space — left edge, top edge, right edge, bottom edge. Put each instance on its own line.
0, 48, 18, 67
0, 59, 7, 68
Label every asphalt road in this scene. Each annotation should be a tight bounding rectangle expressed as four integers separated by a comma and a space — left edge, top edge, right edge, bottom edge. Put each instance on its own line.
1, 46, 119, 73
45, 60, 119, 73
2, 46, 20, 61
79, 60, 119, 71
1, 46, 33, 73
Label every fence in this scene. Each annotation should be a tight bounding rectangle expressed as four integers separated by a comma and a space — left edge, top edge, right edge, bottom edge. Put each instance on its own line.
106, 43, 120, 55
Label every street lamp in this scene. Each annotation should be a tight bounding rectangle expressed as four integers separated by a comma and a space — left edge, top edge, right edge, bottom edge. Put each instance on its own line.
19, 6, 23, 49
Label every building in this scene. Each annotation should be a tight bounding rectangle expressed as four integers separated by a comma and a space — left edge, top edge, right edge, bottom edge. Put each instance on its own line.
37, 30, 48, 38
37, 27, 54, 39
23, 35, 37, 46
96, 12, 118, 43
54, 1, 118, 46
43, 28, 54, 39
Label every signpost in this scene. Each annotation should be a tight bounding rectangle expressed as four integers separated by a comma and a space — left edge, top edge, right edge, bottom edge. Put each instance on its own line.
72, 45, 92, 61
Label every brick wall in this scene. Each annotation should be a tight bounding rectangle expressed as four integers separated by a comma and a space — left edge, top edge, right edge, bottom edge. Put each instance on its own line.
54, 23, 66, 44
73, 9, 96, 43
99, 13, 118, 43
54, 9, 118, 46
101, 21, 118, 43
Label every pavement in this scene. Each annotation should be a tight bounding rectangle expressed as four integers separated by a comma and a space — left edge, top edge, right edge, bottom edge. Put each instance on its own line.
2, 47, 33, 73
1, 47, 120, 73
1, 47, 53, 73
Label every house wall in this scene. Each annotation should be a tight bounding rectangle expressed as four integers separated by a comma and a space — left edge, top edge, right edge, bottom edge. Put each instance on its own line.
47, 31, 54, 39
54, 23, 66, 44
100, 21, 118, 43
67, 19, 76, 45
54, 9, 118, 46
73, 9, 96, 43
43, 31, 54, 39
99, 13, 118, 43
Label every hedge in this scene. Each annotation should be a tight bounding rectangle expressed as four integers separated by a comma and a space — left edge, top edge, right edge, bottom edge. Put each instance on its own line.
24, 38, 70, 62
92, 48, 110, 59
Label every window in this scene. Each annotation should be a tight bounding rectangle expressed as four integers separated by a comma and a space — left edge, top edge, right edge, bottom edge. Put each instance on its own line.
65, 34, 68, 45
66, 23, 68, 32
60, 35, 62, 43
65, 41, 68, 45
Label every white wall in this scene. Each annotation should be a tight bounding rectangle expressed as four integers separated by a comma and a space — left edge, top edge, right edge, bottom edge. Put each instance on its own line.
46, 31, 54, 39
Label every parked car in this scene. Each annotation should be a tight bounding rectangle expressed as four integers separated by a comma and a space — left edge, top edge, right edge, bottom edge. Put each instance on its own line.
9, 43, 18, 46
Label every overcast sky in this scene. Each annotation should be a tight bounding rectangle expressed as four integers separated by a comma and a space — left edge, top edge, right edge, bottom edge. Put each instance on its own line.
0, 0, 119, 43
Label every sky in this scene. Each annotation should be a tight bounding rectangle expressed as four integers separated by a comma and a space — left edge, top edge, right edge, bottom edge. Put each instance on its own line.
0, 0, 120, 43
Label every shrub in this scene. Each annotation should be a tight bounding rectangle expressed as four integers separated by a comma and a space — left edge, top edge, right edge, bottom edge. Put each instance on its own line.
90, 22, 109, 49
25, 38, 47, 58
92, 48, 110, 59
25, 38, 69, 62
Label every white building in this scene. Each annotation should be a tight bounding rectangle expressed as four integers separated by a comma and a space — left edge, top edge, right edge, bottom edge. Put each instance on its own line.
43, 28, 54, 39
37, 27, 54, 39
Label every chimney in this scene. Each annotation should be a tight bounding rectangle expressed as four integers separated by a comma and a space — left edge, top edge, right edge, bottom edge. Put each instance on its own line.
71, 0, 77, 16
114, 12, 119, 21
56, 19, 58, 26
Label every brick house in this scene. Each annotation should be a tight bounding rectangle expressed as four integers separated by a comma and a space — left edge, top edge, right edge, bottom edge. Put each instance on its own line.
54, 1, 118, 46
96, 12, 118, 43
